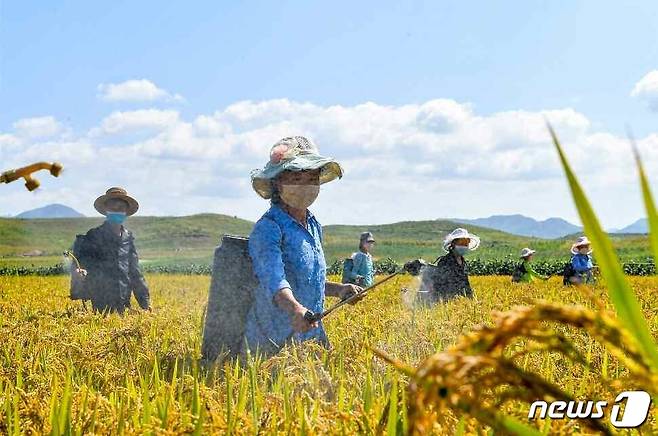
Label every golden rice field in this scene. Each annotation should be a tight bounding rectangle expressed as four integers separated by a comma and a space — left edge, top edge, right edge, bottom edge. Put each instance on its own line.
1, 273, 657, 434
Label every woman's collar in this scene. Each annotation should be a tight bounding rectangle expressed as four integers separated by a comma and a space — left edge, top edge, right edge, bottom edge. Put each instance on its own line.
271, 203, 316, 227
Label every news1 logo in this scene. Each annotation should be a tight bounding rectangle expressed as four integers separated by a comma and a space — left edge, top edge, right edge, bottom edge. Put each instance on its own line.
528, 391, 652, 428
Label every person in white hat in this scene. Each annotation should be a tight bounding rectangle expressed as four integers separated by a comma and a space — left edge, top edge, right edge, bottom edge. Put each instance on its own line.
244, 136, 363, 356
565, 236, 594, 285
512, 248, 548, 283
408, 227, 480, 304
74, 187, 151, 314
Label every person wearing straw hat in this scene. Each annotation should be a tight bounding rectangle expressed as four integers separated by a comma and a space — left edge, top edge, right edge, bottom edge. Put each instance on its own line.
344, 232, 376, 287
512, 248, 549, 283
244, 136, 364, 356
564, 236, 594, 285
413, 228, 479, 304
75, 187, 151, 314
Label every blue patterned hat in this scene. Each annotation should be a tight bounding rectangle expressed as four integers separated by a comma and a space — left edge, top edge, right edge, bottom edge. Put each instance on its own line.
251, 136, 343, 199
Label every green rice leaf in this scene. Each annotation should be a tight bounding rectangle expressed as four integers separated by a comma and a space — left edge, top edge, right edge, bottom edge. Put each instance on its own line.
632, 140, 658, 273
386, 376, 398, 436
548, 123, 658, 371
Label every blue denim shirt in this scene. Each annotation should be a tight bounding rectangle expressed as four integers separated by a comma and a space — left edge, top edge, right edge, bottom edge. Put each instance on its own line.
571, 253, 593, 272
347, 251, 374, 287
244, 204, 328, 353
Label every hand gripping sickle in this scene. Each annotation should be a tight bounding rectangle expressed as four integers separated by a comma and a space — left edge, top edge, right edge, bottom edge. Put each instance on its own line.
0, 161, 63, 191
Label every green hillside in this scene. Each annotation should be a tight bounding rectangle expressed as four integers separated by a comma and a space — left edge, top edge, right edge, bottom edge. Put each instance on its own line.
323, 222, 651, 261
0, 214, 652, 268
0, 214, 253, 267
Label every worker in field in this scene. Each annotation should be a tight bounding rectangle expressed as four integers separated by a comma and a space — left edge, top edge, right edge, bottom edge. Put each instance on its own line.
245, 136, 363, 356
512, 248, 549, 283
563, 236, 595, 285
342, 232, 376, 287
405, 228, 479, 304
74, 187, 151, 314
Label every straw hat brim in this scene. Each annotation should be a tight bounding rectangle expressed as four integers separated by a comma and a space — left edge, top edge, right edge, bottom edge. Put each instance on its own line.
443, 234, 481, 253
571, 246, 593, 255
94, 193, 139, 216
251, 155, 343, 199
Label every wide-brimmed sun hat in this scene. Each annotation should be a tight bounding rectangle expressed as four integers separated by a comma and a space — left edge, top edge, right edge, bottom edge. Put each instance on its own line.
571, 236, 593, 255
94, 187, 139, 216
443, 228, 481, 252
520, 247, 536, 258
251, 136, 343, 199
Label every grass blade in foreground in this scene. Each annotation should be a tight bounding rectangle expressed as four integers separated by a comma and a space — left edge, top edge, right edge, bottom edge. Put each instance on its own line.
548, 123, 658, 371
632, 140, 658, 277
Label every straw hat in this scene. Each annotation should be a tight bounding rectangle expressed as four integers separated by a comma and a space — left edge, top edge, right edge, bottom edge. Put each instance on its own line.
442, 228, 481, 252
570, 236, 593, 255
250, 136, 343, 199
520, 247, 536, 258
94, 187, 139, 216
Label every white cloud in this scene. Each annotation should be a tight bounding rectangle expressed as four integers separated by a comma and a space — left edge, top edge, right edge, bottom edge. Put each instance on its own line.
12, 116, 63, 138
1, 98, 654, 229
0, 133, 20, 148
416, 99, 473, 133
97, 79, 184, 103
631, 70, 658, 111
94, 109, 180, 135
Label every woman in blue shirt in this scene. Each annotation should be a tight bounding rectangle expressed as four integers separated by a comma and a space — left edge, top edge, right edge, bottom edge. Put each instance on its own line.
346, 232, 376, 287
567, 236, 595, 285
244, 136, 363, 356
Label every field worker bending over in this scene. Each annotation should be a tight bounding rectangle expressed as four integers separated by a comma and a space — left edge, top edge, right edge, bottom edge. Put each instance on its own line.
343, 232, 376, 287
406, 228, 479, 304
564, 236, 595, 285
245, 136, 363, 356
75, 187, 151, 314
512, 248, 548, 283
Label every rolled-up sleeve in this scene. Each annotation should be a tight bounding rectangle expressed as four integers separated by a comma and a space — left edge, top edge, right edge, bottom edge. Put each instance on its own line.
249, 218, 291, 299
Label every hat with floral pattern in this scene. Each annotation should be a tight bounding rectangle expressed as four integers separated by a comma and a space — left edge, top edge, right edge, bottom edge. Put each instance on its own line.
251, 136, 343, 199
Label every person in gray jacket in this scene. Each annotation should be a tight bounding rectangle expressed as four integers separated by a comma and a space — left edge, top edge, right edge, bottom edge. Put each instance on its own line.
76, 187, 151, 314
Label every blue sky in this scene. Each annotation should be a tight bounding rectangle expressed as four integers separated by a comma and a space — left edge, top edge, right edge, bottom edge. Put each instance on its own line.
2, 1, 658, 227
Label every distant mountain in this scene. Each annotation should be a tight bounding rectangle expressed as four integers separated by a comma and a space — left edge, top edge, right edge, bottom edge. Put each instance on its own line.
16, 204, 85, 219
452, 214, 582, 239
614, 218, 647, 234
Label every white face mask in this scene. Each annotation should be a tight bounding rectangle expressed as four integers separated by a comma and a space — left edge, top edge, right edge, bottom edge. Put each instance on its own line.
279, 184, 320, 209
